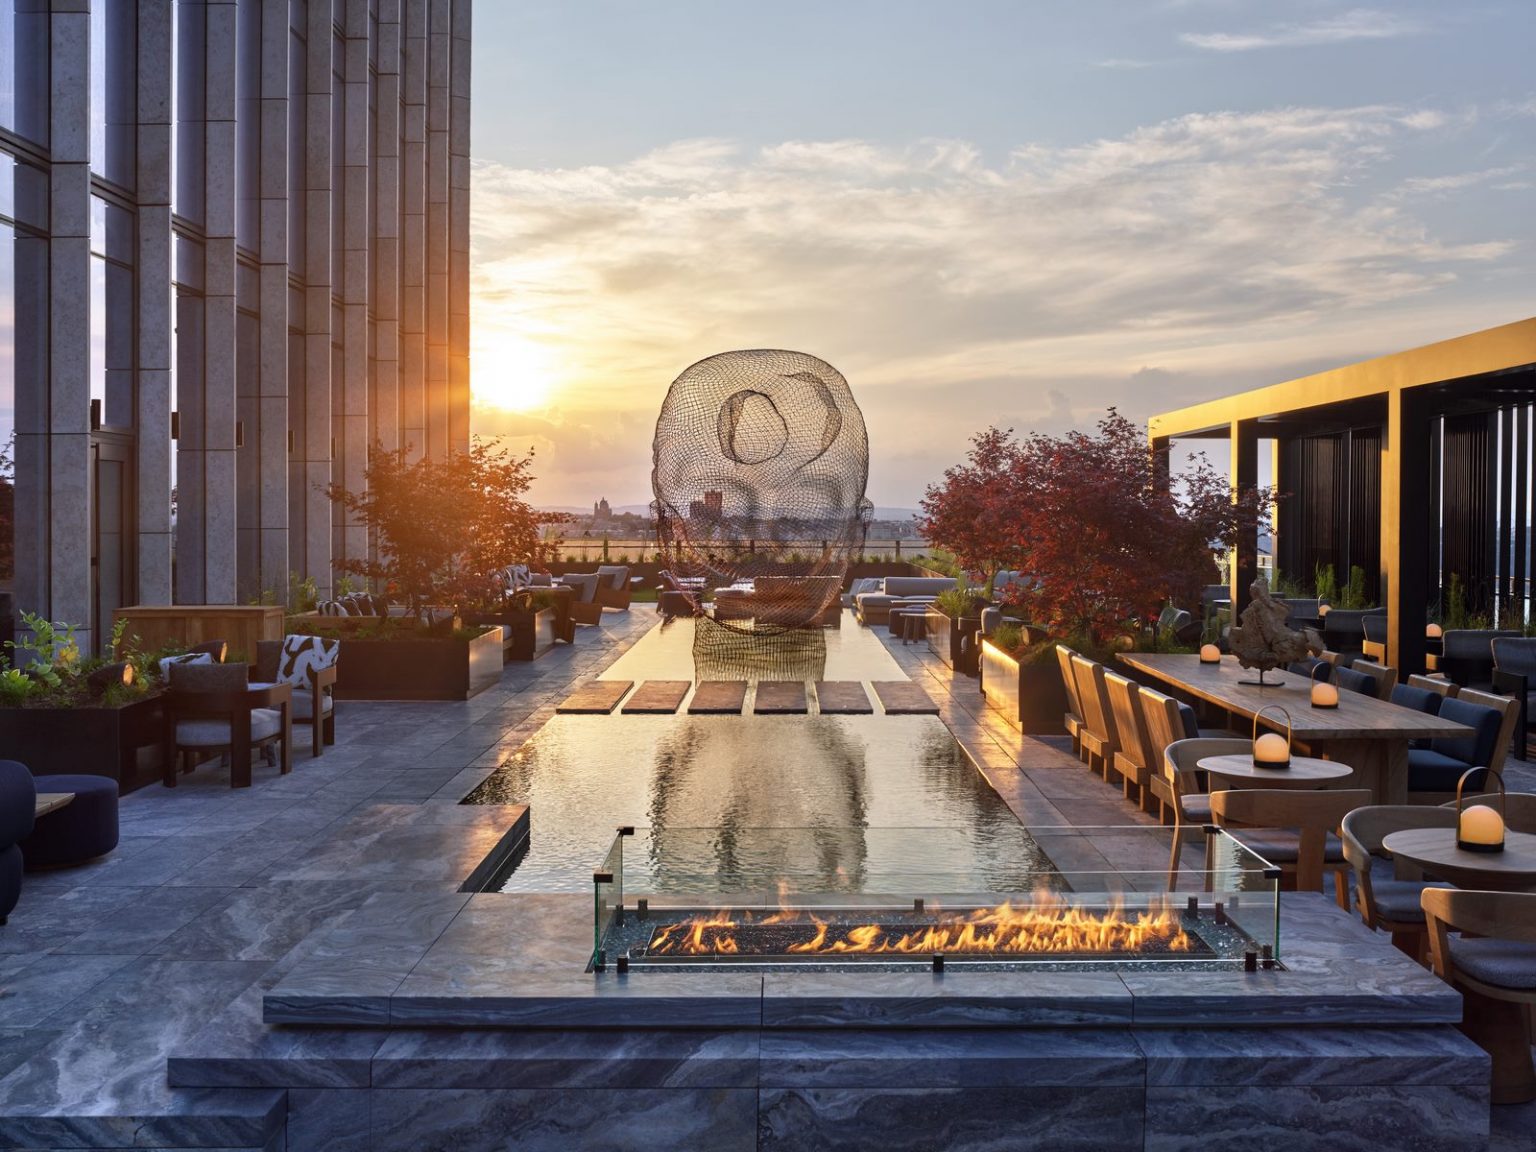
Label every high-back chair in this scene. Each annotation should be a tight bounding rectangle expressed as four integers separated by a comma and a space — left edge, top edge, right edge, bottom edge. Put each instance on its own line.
162, 661, 292, 788
1136, 687, 1185, 823
1349, 660, 1398, 700
1406, 693, 1509, 803
1105, 671, 1154, 809
1332, 664, 1379, 698
1209, 788, 1371, 894
1440, 629, 1521, 690
1160, 735, 1248, 887
1421, 888, 1536, 1104
1055, 645, 1086, 759
1492, 636, 1536, 760
1340, 805, 1455, 958
1070, 655, 1117, 780
256, 635, 340, 758
1456, 687, 1521, 775
1361, 614, 1389, 664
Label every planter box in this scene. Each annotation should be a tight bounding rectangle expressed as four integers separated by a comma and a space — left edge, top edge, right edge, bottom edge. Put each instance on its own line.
464, 608, 558, 663
332, 628, 504, 701
925, 611, 980, 675
0, 695, 164, 792
115, 605, 285, 664
979, 638, 1067, 735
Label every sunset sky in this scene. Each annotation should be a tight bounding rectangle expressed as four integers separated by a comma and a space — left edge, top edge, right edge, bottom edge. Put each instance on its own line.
468, 1, 1536, 510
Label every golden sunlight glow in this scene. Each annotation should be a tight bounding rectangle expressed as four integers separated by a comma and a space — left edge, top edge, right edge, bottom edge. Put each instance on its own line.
472, 332, 560, 412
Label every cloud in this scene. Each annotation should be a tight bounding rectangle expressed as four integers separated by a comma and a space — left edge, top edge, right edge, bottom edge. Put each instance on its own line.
470, 104, 1527, 505
1181, 8, 1423, 52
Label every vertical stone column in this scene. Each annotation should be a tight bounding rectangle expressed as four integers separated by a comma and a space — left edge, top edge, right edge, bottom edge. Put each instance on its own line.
1229, 418, 1258, 614
399, 0, 427, 461
258, 0, 290, 599
38, 1, 94, 641
424, 0, 450, 459
135, 0, 174, 606
303, 0, 334, 596
337, 0, 369, 573
373, 0, 402, 455
201, 0, 239, 603
447, 0, 470, 454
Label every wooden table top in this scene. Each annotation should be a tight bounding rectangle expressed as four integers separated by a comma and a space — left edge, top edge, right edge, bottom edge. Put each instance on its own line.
1198, 754, 1356, 788
34, 792, 75, 817
1118, 653, 1472, 742
1383, 827, 1536, 889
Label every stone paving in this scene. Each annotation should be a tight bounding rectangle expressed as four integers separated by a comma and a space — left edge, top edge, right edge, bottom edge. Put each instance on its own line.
0, 609, 1533, 1148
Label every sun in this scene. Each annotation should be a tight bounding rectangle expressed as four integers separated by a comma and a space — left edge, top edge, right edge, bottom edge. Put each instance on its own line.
473, 333, 560, 412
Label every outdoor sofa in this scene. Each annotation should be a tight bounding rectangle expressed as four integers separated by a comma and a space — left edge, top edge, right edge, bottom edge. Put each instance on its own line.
853, 576, 957, 626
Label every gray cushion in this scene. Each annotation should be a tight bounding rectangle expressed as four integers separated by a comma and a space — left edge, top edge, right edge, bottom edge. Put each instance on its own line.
1391, 684, 1442, 715
1408, 749, 1486, 793
1180, 794, 1213, 821
562, 573, 601, 603
594, 565, 629, 590
1448, 936, 1536, 990
1493, 636, 1536, 678
881, 576, 957, 598
1229, 829, 1344, 864
291, 691, 333, 721
1366, 858, 1450, 922
176, 708, 283, 747
1333, 666, 1376, 696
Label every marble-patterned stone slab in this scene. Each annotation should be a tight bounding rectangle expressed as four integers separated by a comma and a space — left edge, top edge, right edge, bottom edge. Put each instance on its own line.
754, 681, 808, 714
1135, 1026, 1488, 1087
688, 680, 747, 714
555, 680, 632, 714
760, 971, 1133, 1029
758, 1085, 1145, 1151
814, 681, 872, 714
871, 680, 939, 714
622, 679, 692, 714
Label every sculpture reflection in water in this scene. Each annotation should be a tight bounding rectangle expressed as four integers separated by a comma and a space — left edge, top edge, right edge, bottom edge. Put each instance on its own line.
651, 349, 873, 682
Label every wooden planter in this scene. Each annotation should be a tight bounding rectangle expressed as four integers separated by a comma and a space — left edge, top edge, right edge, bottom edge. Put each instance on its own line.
463, 608, 558, 663
332, 628, 504, 701
0, 695, 164, 792
925, 610, 981, 675
979, 638, 1067, 734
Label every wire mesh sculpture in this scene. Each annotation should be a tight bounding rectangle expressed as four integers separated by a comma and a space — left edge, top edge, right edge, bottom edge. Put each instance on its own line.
652, 350, 873, 653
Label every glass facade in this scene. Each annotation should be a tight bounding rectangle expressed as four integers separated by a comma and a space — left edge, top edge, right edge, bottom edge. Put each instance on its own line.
0, 152, 46, 592
89, 0, 136, 190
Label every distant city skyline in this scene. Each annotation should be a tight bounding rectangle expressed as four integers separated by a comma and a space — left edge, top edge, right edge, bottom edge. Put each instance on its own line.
468, 1, 1536, 508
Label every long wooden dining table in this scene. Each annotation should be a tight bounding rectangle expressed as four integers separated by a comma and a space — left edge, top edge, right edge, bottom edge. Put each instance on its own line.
1117, 653, 1473, 805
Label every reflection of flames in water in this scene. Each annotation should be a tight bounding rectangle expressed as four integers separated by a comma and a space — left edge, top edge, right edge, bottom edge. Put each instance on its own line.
644, 891, 1194, 957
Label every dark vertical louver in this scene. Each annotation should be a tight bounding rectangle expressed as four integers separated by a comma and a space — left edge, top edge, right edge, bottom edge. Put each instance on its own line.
1441, 414, 1494, 615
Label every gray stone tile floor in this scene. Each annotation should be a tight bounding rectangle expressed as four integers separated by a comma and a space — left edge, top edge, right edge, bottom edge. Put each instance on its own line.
1, 608, 1534, 1147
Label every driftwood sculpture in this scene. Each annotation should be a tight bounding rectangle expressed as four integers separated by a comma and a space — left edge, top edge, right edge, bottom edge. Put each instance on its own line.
1227, 579, 1323, 685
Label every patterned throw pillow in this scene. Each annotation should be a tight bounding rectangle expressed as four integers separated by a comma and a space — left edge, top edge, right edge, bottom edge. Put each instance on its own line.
277, 635, 341, 687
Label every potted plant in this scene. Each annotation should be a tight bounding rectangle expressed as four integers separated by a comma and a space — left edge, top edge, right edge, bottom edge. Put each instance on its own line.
0, 614, 181, 791
319, 439, 567, 699
978, 622, 1069, 732
463, 587, 562, 663
925, 586, 990, 675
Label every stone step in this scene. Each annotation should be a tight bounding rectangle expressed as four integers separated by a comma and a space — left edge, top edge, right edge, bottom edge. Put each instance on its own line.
0, 1087, 286, 1151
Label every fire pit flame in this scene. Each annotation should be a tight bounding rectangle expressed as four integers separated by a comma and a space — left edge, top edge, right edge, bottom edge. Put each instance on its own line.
643, 893, 1195, 959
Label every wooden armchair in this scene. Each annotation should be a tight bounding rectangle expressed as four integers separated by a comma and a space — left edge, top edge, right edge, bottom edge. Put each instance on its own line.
1070, 655, 1117, 781
1054, 645, 1085, 760
1159, 734, 1246, 887
1209, 787, 1371, 894
256, 636, 340, 758
162, 661, 291, 788
1422, 888, 1536, 1103
1106, 672, 1156, 812
1339, 804, 1455, 958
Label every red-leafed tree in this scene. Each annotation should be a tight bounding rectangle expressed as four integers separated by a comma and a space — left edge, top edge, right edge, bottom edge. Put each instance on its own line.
1002, 410, 1274, 646
918, 427, 1030, 599
327, 438, 567, 613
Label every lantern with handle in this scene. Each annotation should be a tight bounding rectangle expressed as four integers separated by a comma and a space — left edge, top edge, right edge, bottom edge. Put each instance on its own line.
1251, 705, 1293, 770
1309, 662, 1339, 709
1456, 767, 1507, 854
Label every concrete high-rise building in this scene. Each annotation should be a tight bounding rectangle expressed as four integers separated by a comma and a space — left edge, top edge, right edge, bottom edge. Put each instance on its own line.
0, 0, 473, 651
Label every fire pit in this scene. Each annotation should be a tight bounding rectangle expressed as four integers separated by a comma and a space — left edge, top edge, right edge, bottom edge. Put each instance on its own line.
590, 826, 1281, 972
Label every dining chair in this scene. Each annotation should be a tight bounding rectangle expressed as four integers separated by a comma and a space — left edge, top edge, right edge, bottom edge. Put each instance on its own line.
1105, 671, 1154, 809
1055, 645, 1086, 760
1160, 736, 1246, 888
161, 661, 292, 789
255, 635, 340, 758
1349, 660, 1398, 700
1422, 888, 1536, 1104
1070, 655, 1117, 781
1459, 686, 1524, 771
1406, 694, 1508, 803
1332, 664, 1379, 698
1209, 788, 1372, 894
1340, 804, 1455, 960
1362, 614, 1389, 664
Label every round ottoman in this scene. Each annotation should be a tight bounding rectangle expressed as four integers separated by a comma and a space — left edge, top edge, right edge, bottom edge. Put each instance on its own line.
0, 760, 36, 922
21, 774, 120, 869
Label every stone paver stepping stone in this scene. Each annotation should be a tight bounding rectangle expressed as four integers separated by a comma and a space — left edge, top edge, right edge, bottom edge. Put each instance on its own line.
815, 681, 873, 714
871, 680, 939, 715
753, 681, 808, 714
688, 680, 747, 714
622, 680, 692, 714
556, 680, 632, 714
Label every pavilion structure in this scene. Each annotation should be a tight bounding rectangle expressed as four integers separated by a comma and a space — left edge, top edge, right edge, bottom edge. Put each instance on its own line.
1149, 316, 1536, 672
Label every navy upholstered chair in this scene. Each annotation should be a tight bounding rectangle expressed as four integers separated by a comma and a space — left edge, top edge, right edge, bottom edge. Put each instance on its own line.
1333, 665, 1377, 697
1492, 636, 1536, 757
1440, 629, 1521, 691
0, 760, 36, 923
1391, 682, 1443, 716
1407, 696, 1503, 797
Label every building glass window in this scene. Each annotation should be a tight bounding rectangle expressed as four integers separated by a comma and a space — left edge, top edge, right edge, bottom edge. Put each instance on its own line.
90, 0, 138, 189
0, 154, 47, 590
90, 197, 135, 430
0, 0, 50, 148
